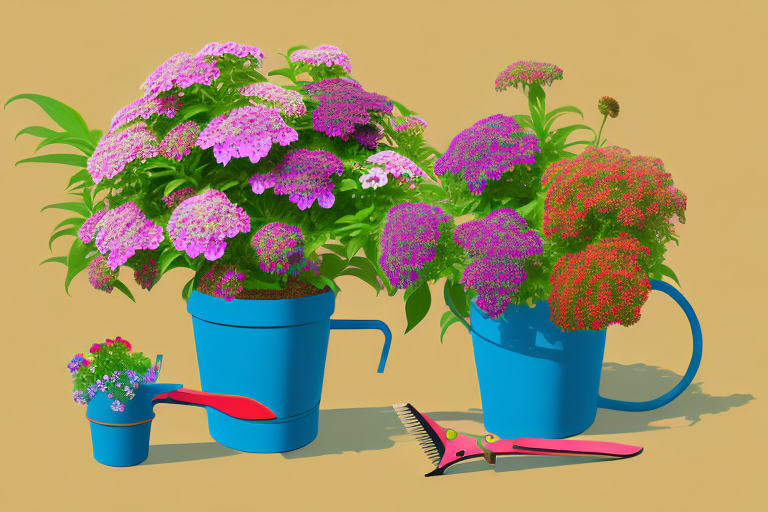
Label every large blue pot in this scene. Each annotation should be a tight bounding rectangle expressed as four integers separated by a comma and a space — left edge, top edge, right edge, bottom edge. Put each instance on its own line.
455, 279, 703, 439
187, 290, 391, 453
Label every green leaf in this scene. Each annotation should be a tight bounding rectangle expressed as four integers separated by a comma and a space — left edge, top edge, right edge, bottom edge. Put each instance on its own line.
345, 234, 368, 259
543, 105, 584, 131
49, 227, 79, 250
563, 140, 595, 148
322, 243, 347, 258
16, 153, 88, 167
338, 267, 381, 294
163, 178, 189, 197
300, 272, 339, 293
158, 250, 183, 275
550, 124, 596, 144
40, 256, 68, 266
181, 277, 195, 300
319, 252, 347, 279
15, 126, 59, 140
90, 129, 103, 144
656, 263, 681, 288
333, 214, 359, 225
82, 189, 93, 212
440, 310, 462, 343
66, 169, 94, 190
41, 202, 90, 217
405, 283, 432, 334
36, 132, 94, 154
178, 104, 209, 122
333, 222, 370, 235
219, 180, 241, 192
5, 94, 90, 139
390, 100, 417, 116
112, 280, 136, 302
349, 256, 379, 280
339, 178, 358, 191
354, 204, 375, 221
52, 216, 85, 231
64, 239, 91, 294
267, 68, 297, 82
447, 280, 471, 317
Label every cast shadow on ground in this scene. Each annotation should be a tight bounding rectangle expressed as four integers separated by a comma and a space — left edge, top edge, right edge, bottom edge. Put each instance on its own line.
143, 442, 241, 465
283, 362, 754, 460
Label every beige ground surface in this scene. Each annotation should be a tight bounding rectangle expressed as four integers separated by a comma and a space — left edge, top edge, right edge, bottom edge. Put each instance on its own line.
1, 1, 766, 511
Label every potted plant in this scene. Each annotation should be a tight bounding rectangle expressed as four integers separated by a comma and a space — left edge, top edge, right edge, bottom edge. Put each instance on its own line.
68, 337, 178, 467
11, 42, 440, 452
378, 61, 703, 439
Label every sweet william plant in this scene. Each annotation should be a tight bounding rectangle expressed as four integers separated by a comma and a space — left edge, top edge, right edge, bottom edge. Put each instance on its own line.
8, 42, 440, 301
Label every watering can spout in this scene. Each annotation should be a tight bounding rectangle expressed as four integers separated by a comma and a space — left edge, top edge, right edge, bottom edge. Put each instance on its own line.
141, 382, 184, 402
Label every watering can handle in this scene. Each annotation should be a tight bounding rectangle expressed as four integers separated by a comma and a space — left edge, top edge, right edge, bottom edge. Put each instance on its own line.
330, 319, 392, 374
597, 279, 703, 411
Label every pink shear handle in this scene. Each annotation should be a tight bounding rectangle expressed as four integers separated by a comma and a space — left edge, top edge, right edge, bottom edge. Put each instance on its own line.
512, 438, 643, 458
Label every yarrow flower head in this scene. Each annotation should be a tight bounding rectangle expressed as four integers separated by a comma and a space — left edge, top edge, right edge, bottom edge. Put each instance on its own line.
495, 61, 564, 92
240, 83, 306, 117
359, 167, 389, 189
379, 203, 452, 289
133, 254, 159, 290
598, 96, 620, 118
390, 116, 427, 134
91, 202, 165, 270
549, 234, 652, 331
250, 149, 344, 210
88, 122, 159, 184
461, 259, 528, 318
110, 95, 179, 132
290, 45, 352, 73
251, 223, 305, 275
366, 150, 427, 181
434, 114, 541, 194
167, 189, 251, 260
353, 123, 384, 149
198, 264, 246, 301
79, 209, 108, 244
160, 121, 201, 161
161, 187, 197, 209
141, 52, 220, 96
88, 255, 119, 293
196, 105, 298, 166
197, 42, 264, 66
542, 146, 687, 241
304, 78, 393, 140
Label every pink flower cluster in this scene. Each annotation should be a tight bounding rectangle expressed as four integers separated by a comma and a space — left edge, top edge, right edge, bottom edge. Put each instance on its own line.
251, 223, 305, 275
434, 114, 540, 194
366, 150, 427, 180
160, 121, 201, 161
197, 105, 298, 166
87, 202, 165, 270
290, 45, 352, 73
88, 255, 119, 293
167, 189, 251, 260
495, 61, 564, 91
133, 255, 159, 290
78, 209, 108, 244
390, 116, 427, 133
304, 78, 393, 140
198, 264, 247, 301
250, 149, 344, 210
141, 52, 221, 96
110, 95, 179, 132
240, 83, 306, 117
87, 122, 159, 183
379, 203, 452, 289
197, 42, 264, 64
161, 187, 197, 209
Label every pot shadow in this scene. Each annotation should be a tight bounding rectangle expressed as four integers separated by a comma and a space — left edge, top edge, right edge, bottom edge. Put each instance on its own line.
444, 455, 610, 476
283, 362, 754, 460
142, 442, 241, 465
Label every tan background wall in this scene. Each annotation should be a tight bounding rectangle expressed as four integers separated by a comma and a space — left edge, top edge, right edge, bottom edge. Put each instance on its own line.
1, 1, 766, 511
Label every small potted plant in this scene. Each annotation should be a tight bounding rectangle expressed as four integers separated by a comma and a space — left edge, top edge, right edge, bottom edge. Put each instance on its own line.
68, 337, 178, 467
379, 61, 703, 440
11, 42, 440, 452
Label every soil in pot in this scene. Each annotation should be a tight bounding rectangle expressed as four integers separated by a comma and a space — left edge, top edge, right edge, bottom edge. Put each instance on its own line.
235, 277, 331, 300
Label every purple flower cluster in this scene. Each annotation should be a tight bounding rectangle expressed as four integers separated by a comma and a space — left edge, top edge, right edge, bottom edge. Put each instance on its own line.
251, 223, 305, 275
90, 202, 165, 270
379, 203, 452, 289
304, 78, 393, 140
73, 390, 88, 404
160, 121, 201, 161
353, 123, 384, 149
250, 149, 344, 210
290, 45, 352, 73
198, 264, 246, 301
167, 189, 251, 260
110, 95, 179, 132
434, 114, 541, 194
88, 255, 119, 293
495, 61, 564, 91
143, 366, 158, 384
390, 116, 427, 133
197, 42, 264, 65
161, 187, 197, 209
240, 83, 306, 117
67, 354, 90, 374
366, 150, 427, 180
141, 52, 220, 96
88, 122, 159, 184
110, 400, 125, 412
197, 105, 298, 166
454, 209, 543, 318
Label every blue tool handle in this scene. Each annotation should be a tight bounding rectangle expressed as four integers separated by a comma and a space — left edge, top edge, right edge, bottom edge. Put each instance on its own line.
597, 279, 703, 411
330, 319, 392, 373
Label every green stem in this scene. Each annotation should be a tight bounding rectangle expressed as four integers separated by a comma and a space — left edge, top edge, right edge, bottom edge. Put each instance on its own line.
595, 115, 608, 148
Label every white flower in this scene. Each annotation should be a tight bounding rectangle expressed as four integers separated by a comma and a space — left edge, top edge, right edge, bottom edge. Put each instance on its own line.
359, 167, 389, 190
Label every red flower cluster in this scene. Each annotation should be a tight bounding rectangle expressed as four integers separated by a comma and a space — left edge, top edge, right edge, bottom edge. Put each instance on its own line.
542, 147, 687, 240
549, 235, 651, 331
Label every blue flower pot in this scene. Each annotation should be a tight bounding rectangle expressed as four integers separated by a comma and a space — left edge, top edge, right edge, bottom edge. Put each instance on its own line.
86, 382, 182, 467
187, 290, 391, 453
465, 280, 703, 439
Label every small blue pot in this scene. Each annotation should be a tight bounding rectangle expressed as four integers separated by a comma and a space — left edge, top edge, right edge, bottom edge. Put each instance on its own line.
86, 382, 182, 467
187, 290, 391, 453
463, 280, 703, 439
